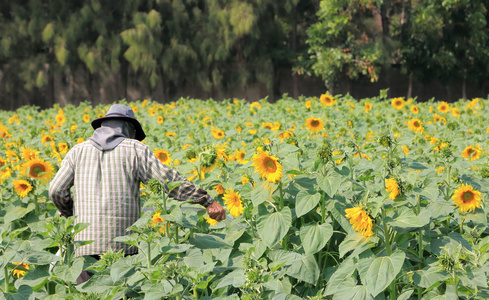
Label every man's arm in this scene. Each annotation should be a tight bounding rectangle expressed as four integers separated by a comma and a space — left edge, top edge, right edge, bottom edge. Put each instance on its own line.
49, 152, 75, 217
138, 146, 225, 220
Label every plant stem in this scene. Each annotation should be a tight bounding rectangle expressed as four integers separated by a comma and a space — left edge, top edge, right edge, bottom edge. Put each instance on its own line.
4, 266, 8, 293
175, 225, 180, 244
381, 208, 396, 300
278, 182, 284, 210
147, 240, 151, 267
320, 191, 326, 223
459, 216, 464, 235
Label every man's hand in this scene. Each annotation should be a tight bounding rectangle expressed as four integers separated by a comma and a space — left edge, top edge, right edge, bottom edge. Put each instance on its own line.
206, 201, 226, 221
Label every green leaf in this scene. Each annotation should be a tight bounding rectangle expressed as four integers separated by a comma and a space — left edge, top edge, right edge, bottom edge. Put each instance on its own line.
295, 190, 321, 217
215, 269, 246, 289
299, 222, 333, 255
285, 254, 320, 285
2, 285, 34, 300
14, 265, 50, 291
324, 257, 357, 296
317, 168, 345, 197
333, 285, 372, 300
4, 203, 35, 224
110, 256, 137, 282
189, 233, 232, 249
251, 181, 277, 206
52, 257, 84, 283
339, 232, 375, 258
256, 207, 292, 248
358, 250, 406, 297
386, 207, 430, 232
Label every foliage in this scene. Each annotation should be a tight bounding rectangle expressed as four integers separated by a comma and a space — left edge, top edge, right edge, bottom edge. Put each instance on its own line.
0, 94, 488, 298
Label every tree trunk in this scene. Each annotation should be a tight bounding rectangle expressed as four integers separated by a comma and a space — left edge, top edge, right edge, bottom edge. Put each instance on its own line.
291, 3, 299, 99
407, 73, 413, 99
462, 77, 466, 100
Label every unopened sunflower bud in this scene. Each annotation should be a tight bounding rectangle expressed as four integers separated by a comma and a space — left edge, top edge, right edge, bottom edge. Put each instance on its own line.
148, 178, 164, 195
379, 134, 393, 148
441, 146, 453, 159
480, 166, 489, 179
317, 145, 332, 163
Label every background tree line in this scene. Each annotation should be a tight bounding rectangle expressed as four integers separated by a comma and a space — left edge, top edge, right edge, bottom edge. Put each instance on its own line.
1, 0, 488, 110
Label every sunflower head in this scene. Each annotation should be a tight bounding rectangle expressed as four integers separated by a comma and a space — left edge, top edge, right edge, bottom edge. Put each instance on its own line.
223, 188, 244, 217
22, 158, 54, 181
154, 149, 172, 166
11, 262, 29, 278
391, 97, 405, 110
305, 117, 325, 133
251, 148, 283, 183
344, 206, 374, 237
452, 183, 482, 213
13, 179, 34, 198
461, 145, 482, 161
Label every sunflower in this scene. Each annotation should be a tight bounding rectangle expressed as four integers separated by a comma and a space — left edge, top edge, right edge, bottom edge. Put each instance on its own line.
211, 128, 225, 139
437, 101, 450, 113
250, 102, 262, 112
385, 178, 400, 200
461, 145, 482, 161
234, 149, 248, 164
213, 184, 225, 195
305, 117, 325, 133
77, 138, 85, 144
41, 134, 53, 144
391, 97, 405, 110
166, 132, 176, 137
251, 148, 283, 183
153, 149, 172, 166
451, 108, 460, 117
55, 113, 66, 124
13, 179, 33, 198
319, 93, 336, 106
364, 102, 372, 113
21, 146, 40, 161
410, 105, 419, 114
305, 101, 312, 109
344, 207, 374, 237
402, 145, 409, 155
205, 217, 218, 226
82, 114, 90, 123
262, 122, 274, 130
151, 211, 167, 234
157, 115, 164, 124
58, 142, 69, 154
407, 118, 424, 134
5, 150, 19, 163
11, 262, 29, 278
452, 184, 482, 213
223, 188, 244, 217
278, 130, 294, 142
22, 158, 54, 181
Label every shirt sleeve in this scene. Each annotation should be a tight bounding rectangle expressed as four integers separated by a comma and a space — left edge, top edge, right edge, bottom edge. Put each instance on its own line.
49, 150, 75, 217
138, 145, 214, 207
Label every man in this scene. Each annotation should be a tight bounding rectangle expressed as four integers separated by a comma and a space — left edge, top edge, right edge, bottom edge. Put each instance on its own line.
49, 103, 225, 283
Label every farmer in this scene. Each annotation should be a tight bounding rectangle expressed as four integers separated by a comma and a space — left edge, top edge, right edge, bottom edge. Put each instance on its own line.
49, 103, 225, 284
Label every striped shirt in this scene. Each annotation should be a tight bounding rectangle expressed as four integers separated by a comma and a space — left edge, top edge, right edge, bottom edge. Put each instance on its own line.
49, 139, 213, 256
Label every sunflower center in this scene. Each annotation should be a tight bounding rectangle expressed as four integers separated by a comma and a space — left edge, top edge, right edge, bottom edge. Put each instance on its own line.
20, 184, 29, 190
311, 120, 320, 127
414, 121, 420, 127
462, 191, 474, 203
159, 153, 168, 161
30, 164, 45, 177
264, 158, 277, 172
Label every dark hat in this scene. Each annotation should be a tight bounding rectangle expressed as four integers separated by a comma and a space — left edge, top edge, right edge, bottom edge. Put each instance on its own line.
91, 104, 146, 141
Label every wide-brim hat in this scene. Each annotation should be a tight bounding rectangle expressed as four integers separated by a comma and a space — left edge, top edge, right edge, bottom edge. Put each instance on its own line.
91, 104, 146, 141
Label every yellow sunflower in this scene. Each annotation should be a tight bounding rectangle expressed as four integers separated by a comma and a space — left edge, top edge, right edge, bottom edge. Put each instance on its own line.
410, 105, 419, 114
385, 178, 400, 200
391, 97, 405, 110
41, 134, 53, 144
407, 118, 424, 134
319, 93, 336, 106
211, 128, 225, 139
151, 211, 167, 234
364, 102, 372, 113
166, 132, 176, 137
234, 149, 248, 164
157, 115, 164, 124
345, 207, 374, 237
250, 102, 262, 112
13, 179, 33, 198
452, 184, 482, 213
153, 149, 172, 166
82, 114, 90, 123
205, 217, 218, 226
223, 188, 244, 217
58, 142, 69, 154
251, 148, 283, 183
21, 146, 40, 161
461, 145, 482, 161
402, 145, 409, 155
305, 117, 325, 133
437, 101, 450, 113
22, 158, 54, 181
12, 262, 29, 278
213, 184, 225, 195
451, 107, 460, 117
305, 101, 312, 109
278, 130, 294, 142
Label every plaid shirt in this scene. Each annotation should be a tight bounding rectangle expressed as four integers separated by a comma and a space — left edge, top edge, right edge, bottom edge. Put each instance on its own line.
49, 139, 213, 256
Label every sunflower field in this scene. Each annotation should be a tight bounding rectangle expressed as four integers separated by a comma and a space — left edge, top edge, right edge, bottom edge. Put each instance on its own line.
0, 91, 488, 299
